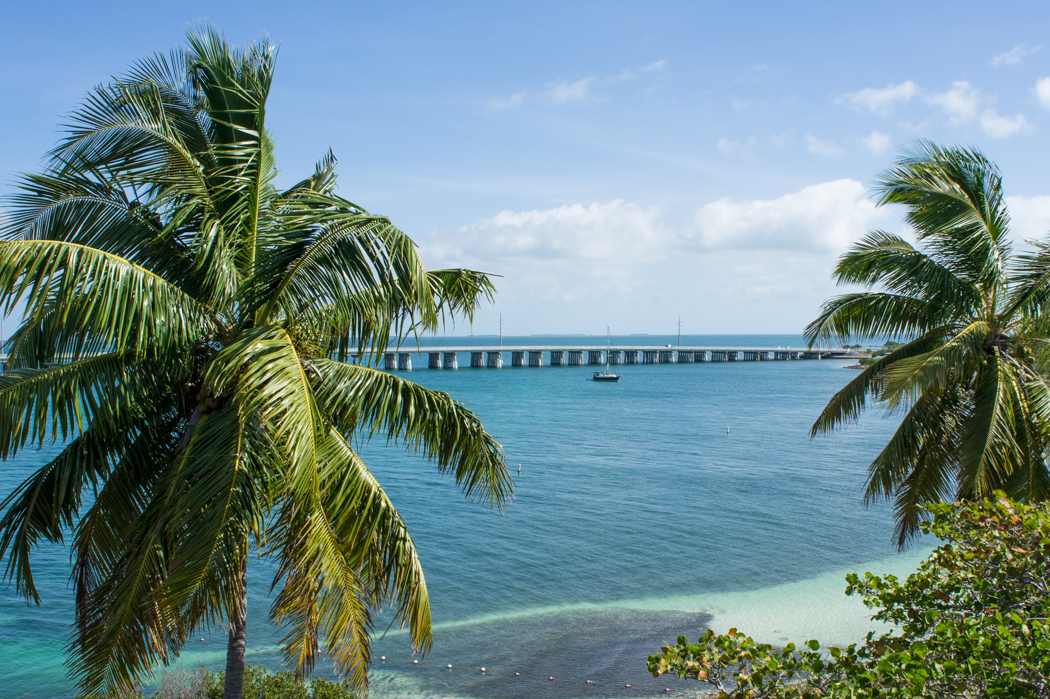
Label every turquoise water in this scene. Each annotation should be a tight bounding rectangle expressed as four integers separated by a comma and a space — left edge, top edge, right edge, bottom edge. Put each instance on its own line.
0, 335, 924, 698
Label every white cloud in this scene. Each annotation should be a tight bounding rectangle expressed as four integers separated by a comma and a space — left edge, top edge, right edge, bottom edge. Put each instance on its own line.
547, 78, 595, 104
428, 181, 888, 264
691, 180, 886, 252
927, 81, 980, 124
441, 200, 665, 263
1034, 77, 1050, 110
861, 130, 892, 154
805, 134, 845, 157
1006, 195, 1050, 243
980, 110, 1029, 138
992, 43, 1041, 67
420, 182, 902, 331
839, 80, 919, 115
491, 91, 527, 110
923, 82, 1029, 137
643, 59, 667, 73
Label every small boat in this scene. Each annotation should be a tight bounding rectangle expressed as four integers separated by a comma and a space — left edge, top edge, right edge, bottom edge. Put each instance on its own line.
593, 327, 621, 382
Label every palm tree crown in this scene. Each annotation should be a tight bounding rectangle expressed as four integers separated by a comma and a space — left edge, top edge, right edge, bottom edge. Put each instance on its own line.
0, 26, 511, 698
807, 142, 1050, 547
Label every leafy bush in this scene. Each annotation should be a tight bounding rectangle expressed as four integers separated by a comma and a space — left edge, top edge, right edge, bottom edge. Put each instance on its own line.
156, 666, 212, 699
119, 665, 363, 699
649, 495, 1050, 697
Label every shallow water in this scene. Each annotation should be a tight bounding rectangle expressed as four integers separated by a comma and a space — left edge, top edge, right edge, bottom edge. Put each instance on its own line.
0, 335, 923, 698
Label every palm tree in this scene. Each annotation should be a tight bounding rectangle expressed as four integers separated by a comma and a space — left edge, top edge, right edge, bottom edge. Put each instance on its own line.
806, 142, 1050, 547
0, 26, 511, 699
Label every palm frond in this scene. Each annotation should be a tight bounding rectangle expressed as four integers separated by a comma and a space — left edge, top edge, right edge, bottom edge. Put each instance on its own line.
0, 240, 220, 356
0, 423, 138, 602
875, 141, 1011, 299
957, 353, 1023, 497
804, 292, 947, 346
831, 230, 980, 315
0, 353, 170, 458
310, 359, 511, 508
878, 321, 987, 411
319, 428, 430, 654
809, 331, 947, 436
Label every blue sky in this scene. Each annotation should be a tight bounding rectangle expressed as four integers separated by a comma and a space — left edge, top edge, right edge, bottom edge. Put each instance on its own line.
3, 1, 1050, 336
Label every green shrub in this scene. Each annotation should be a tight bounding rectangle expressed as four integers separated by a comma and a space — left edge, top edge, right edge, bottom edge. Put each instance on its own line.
137, 665, 362, 699
649, 495, 1050, 697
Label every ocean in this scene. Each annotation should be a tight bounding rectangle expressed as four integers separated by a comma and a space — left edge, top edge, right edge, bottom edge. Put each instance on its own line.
0, 335, 925, 698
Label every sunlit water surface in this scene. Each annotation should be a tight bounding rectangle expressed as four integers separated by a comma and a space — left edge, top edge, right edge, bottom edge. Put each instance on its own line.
0, 335, 927, 698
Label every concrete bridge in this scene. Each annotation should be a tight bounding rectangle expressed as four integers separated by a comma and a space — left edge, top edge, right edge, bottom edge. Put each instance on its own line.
368, 346, 859, 370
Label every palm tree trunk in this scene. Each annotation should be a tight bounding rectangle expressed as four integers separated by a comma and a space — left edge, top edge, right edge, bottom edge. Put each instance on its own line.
223, 558, 248, 699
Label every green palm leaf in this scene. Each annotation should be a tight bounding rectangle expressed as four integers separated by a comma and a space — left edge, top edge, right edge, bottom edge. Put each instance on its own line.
0, 25, 507, 699
810, 142, 1050, 547
310, 359, 510, 507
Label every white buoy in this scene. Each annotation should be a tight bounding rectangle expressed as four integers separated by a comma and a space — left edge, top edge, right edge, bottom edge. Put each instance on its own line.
447, 664, 453, 670
514, 672, 521, 676
380, 656, 386, 661
548, 677, 555, 681
480, 667, 486, 673
199, 638, 205, 642
413, 660, 419, 665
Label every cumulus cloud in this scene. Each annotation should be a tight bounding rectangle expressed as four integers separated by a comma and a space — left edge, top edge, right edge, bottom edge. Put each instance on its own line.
992, 43, 1040, 67
547, 77, 595, 104
927, 81, 980, 124
420, 182, 904, 331
1034, 77, 1050, 110
839, 79, 1028, 139
690, 180, 886, 252
980, 110, 1029, 138
1006, 195, 1050, 243
839, 80, 919, 115
433, 181, 889, 266
922, 82, 1028, 138
434, 200, 664, 264
861, 130, 892, 154
805, 135, 845, 157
